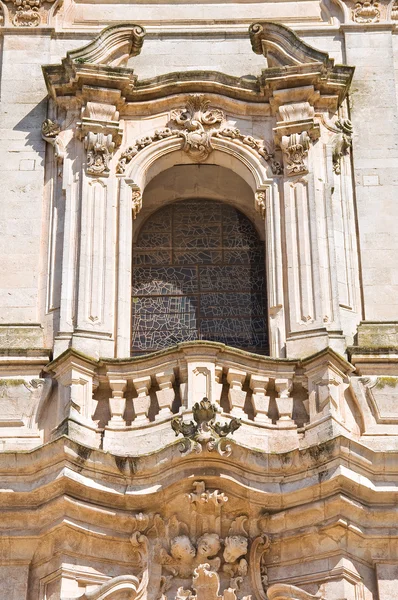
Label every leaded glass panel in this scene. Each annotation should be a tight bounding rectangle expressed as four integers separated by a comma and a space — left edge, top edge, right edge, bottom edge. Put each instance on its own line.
132, 199, 269, 354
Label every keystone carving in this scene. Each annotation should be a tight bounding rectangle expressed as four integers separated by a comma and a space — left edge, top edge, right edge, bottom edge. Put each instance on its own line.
171, 398, 241, 456
116, 95, 279, 173
332, 119, 353, 174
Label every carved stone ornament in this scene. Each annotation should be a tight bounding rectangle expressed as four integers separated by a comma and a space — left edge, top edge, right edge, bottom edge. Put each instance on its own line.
84, 132, 115, 176
74, 481, 270, 600
3, 0, 59, 27
281, 132, 311, 176
116, 95, 280, 174
352, 0, 380, 22
132, 189, 143, 219
392, 0, 398, 19
41, 119, 65, 160
332, 119, 353, 174
171, 398, 241, 457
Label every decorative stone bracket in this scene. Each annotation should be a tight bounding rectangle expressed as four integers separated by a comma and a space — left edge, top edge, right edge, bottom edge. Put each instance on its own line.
77, 98, 123, 176
272, 90, 321, 177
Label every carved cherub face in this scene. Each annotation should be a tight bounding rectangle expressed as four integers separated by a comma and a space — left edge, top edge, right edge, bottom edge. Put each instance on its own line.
196, 533, 221, 558
223, 535, 248, 563
170, 535, 196, 562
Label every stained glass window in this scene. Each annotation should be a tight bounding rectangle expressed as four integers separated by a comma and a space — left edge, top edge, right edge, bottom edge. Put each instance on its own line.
132, 199, 269, 354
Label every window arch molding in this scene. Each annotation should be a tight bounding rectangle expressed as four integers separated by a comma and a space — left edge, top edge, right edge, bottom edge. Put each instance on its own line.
115, 139, 285, 359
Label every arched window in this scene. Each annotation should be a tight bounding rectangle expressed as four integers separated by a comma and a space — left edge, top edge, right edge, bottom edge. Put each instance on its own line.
132, 199, 268, 354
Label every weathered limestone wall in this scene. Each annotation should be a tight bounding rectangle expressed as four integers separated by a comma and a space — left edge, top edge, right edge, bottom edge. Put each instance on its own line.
345, 29, 398, 322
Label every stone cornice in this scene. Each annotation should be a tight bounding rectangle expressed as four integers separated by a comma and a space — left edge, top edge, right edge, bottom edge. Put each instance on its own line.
42, 21, 354, 112
0, 436, 398, 515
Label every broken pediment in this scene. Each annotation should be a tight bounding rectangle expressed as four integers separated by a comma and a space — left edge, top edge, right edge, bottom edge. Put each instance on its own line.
42, 21, 353, 112
249, 22, 332, 68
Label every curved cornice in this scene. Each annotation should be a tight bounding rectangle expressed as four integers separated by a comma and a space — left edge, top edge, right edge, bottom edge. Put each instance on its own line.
249, 21, 333, 67
42, 21, 353, 111
1, 435, 398, 514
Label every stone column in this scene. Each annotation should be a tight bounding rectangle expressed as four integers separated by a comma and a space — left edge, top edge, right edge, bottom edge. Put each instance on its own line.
272, 86, 343, 357
72, 91, 123, 357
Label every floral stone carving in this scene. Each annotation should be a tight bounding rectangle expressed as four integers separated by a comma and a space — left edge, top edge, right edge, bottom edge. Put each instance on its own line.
352, 0, 380, 22
6, 0, 56, 27
281, 132, 311, 176
84, 132, 115, 176
171, 398, 241, 456
116, 95, 281, 174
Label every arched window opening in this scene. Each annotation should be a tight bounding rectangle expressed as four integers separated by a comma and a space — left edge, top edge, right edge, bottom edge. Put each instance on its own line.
132, 199, 269, 354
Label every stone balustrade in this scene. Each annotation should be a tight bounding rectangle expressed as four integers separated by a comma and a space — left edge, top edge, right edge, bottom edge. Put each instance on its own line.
43, 341, 358, 453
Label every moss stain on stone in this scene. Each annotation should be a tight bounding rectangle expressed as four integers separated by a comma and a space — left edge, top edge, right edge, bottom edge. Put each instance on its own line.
375, 377, 398, 390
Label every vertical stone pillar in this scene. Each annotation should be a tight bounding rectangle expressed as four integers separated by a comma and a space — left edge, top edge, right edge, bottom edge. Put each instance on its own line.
275, 378, 294, 425
132, 375, 151, 423
155, 368, 175, 419
227, 368, 247, 418
108, 378, 127, 428
72, 91, 123, 357
272, 87, 343, 357
249, 375, 271, 423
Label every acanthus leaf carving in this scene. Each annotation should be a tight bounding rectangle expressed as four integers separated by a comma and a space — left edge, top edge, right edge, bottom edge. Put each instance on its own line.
84, 132, 115, 176
171, 398, 241, 457
281, 132, 311, 177
352, 0, 380, 22
116, 95, 279, 174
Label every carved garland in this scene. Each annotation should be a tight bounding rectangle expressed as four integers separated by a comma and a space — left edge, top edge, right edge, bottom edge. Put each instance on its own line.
116, 95, 283, 175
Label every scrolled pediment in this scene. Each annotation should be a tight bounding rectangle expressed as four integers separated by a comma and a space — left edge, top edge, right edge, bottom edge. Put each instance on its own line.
68, 23, 145, 67
43, 21, 353, 112
249, 21, 332, 68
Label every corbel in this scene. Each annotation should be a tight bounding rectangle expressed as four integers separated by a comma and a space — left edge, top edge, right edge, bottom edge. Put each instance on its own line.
271, 87, 321, 177
76, 88, 124, 177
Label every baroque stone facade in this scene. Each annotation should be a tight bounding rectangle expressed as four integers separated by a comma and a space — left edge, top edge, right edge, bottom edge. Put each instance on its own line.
0, 2, 398, 600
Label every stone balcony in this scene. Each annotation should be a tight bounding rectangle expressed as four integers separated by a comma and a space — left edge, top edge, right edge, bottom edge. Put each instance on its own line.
43, 341, 362, 455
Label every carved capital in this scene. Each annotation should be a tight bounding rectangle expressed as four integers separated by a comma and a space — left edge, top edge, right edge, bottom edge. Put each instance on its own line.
280, 132, 311, 177
77, 101, 122, 176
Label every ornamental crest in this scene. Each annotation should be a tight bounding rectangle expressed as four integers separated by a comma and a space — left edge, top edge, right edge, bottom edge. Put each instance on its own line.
77, 481, 271, 600
116, 95, 281, 174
